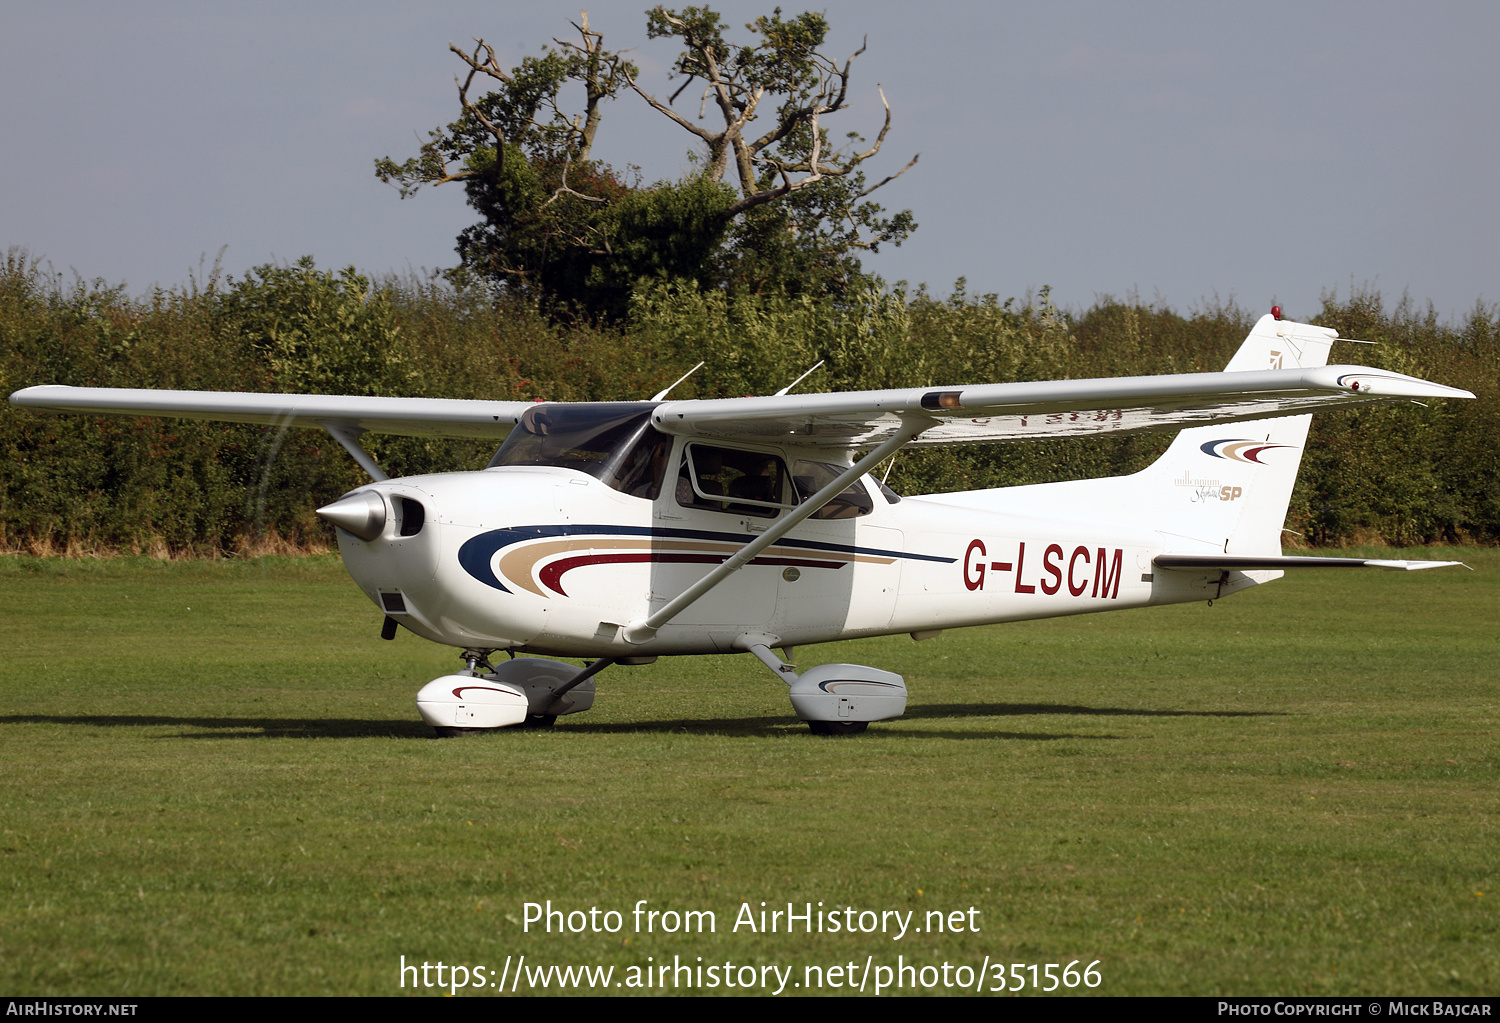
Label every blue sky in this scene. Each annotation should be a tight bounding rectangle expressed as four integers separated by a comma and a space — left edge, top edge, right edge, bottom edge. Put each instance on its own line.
5, 1, 1496, 321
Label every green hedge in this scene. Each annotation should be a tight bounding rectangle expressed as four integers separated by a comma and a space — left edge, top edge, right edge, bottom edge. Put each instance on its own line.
2, 251, 1494, 553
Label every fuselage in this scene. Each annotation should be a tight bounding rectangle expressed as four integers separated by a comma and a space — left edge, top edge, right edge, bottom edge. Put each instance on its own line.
334, 436, 1232, 657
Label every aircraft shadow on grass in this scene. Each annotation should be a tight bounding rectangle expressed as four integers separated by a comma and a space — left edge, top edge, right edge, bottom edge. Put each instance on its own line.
0, 714, 434, 740
565, 702, 1280, 740
0, 702, 1278, 742
906, 702, 1280, 720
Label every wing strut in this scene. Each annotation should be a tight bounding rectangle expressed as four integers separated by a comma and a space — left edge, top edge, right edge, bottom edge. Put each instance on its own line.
622, 415, 935, 645
319, 421, 388, 482
543, 656, 618, 711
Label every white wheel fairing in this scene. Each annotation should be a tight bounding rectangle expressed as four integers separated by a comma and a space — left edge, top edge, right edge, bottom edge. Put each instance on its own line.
415, 660, 597, 731
789, 664, 908, 723
416, 675, 529, 729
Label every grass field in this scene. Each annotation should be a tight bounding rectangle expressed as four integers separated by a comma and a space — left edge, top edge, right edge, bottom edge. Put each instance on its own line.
1, 550, 1496, 996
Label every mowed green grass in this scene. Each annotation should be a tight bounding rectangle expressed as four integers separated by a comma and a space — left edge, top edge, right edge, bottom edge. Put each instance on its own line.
0, 551, 1495, 996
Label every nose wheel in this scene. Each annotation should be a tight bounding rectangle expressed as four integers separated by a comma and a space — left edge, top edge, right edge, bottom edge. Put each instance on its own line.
806, 720, 868, 736
416, 651, 603, 735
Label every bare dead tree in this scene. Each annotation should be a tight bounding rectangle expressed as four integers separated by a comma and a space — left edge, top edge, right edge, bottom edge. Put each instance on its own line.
374, 9, 918, 312
447, 39, 512, 186
630, 6, 918, 217
376, 14, 635, 199
548, 12, 630, 163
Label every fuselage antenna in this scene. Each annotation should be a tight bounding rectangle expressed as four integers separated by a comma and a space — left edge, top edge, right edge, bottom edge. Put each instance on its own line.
650, 361, 706, 402
774, 360, 825, 396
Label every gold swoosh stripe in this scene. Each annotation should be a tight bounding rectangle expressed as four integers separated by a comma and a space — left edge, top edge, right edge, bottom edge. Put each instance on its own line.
497, 537, 893, 596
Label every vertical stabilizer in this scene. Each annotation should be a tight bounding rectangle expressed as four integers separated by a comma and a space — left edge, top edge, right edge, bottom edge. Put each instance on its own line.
1142, 314, 1337, 555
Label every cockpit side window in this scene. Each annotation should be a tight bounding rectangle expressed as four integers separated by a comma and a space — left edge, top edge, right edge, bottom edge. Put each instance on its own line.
612, 426, 673, 500
792, 460, 875, 519
487, 403, 670, 499
675, 444, 794, 518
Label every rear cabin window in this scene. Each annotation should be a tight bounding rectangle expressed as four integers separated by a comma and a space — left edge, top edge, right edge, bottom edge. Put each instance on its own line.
676, 444, 794, 518
874, 477, 902, 504
792, 461, 875, 519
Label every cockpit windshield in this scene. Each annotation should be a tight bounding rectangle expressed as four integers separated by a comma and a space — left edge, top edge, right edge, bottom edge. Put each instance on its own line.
486, 402, 672, 499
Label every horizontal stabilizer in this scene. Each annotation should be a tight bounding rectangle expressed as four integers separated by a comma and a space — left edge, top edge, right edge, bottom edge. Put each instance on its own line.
1154, 555, 1469, 572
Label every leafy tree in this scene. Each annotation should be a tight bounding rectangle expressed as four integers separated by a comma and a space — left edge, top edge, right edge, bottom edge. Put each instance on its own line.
218, 257, 406, 396
376, 8, 917, 317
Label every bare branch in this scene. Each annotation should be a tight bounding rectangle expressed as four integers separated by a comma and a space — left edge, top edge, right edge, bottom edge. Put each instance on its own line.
422, 167, 481, 189
743, 36, 860, 157
626, 74, 719, 143
449, 39, 513, 85
754, 82, 901, 182
841, 83, 896, 166
857, 152, 920, 199
541, 156, 611, 207
566, 10, 597, 47
724, 183, 788, 217
724, 86, 766, 191
550, 11, 632, 161
723, 102, 828, 216
447, 40, 513, 182
805, 104, 824, 186
832, 34, 868, 110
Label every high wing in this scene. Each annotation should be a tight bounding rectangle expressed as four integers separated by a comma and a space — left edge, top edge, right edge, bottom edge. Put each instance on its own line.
8, 386, 532, 439
9, 366, 1473, 452
650, 364, 1474, 449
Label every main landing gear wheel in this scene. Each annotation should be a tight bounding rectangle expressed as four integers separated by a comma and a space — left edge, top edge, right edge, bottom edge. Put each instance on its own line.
520, 714, 557, 729
742, 646, 906, 737
806, 720, 868, 736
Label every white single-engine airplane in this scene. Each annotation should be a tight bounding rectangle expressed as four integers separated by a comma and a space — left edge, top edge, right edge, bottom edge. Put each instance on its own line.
10, 310, 1475, 735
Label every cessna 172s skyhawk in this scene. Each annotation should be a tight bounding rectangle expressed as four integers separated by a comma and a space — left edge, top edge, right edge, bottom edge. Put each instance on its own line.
10, 310, 1474, 734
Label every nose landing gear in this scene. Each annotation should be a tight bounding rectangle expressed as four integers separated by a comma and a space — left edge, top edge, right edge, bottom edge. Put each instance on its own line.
416, 649, 604, 736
